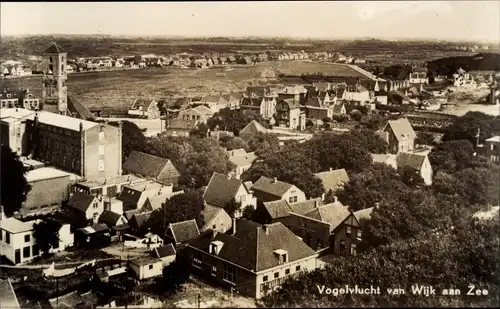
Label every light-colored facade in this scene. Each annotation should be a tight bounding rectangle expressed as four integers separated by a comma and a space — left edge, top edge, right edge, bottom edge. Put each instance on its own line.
129, 258, 163, 280
485, 136, 500, 163
41, 43, 68, 115
0, 108, 35, 156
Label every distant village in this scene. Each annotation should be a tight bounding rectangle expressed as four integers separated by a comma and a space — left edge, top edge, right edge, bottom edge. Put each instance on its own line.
1, 41, 499, 309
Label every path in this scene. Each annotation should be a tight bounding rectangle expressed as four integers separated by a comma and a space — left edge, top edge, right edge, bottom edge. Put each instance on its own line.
0, 257, 117, 269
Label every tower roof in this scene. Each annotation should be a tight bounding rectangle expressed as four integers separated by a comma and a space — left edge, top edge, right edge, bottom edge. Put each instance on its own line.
43, 42, 66, 54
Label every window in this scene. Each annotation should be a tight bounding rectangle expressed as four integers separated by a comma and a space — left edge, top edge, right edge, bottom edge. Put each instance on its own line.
346, 226, 351, 236
149, 264, 153, 270
99, 145, 105, 155
288, 196, 297, 203
285, 268, 290, 275
340, 241, 346, 256
278, 253, 288, 264
295, 265, 301, 272
32, 244, 39, 256
99, 131, 105, 141
212, 224, 216, 230
93, 202, 98, 209
222, 264, 236, 283
317, 239, 323, 249
274, 272, 279, 279
192, 251, 202, 267
211, 266, 217, 276
93, 212, 99, 221
5, 232, 10, 244
0, 231, 2, 241
356, 229, 362, 240
239, 195, 246, 202
25, 234, 30, 243
23, 246, 31, 258
350, 244, 357, 256
263, 275, 268, 282
99, 159, 105, 171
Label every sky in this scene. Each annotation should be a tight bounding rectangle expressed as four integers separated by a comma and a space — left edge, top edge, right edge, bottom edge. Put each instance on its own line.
1, 1, 499, 43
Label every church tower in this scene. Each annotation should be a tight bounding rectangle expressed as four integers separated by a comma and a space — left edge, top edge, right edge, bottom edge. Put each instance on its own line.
42, 42, 68, 115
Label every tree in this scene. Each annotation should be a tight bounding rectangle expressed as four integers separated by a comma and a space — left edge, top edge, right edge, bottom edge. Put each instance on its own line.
398, 166, 425, 187
224, 198, 242, 218
246, 132, 281, 156
415, 131, 436, 146
442, 111, 500, 145
159, 250, 191, 292
161, 191, 205, 229
428, 140, 475, 173
242, 206, 255, 220
107, 121, 149, 162
33, 219, 62, 256
207, 108, 268, 135
1, 145, 31, 216
190, 123, 209, 138
348, 128, 388, 153
340, 163, 409, 211
242, 146, 324, 199
350, 109, 363, 121
221, 136, 248, 151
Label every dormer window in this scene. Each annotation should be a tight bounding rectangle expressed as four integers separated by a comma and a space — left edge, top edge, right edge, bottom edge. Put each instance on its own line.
274, 249, 288, 265
210, 240, 224, 255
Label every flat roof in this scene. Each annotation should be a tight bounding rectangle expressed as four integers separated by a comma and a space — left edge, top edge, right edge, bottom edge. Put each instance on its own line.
76, 174, 145, 189
36, 111, 98, 131
0, 108, 36, 123
25, 167, 71, 182
0, 217, 39, 234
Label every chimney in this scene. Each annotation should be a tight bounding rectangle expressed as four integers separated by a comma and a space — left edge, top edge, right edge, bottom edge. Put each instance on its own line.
333, 196, 338, 203
329, 167, 333, 172
314, 200, 319, 208
212, 229, 218, 239
263, 224, 270, 235
0, 206, 5, 220
321, 192, 326, 201
232, 217, 237, 235
273, 177, 277, 183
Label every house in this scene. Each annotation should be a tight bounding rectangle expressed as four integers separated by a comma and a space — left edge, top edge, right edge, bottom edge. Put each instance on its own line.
255, 198, 324, 225
388, 90, 411, 105
164, 118, 197, 137
239, 120, 268, 142
151, 243, 177, 267
240, 97, 277, 120
304, 97, 336, 122
201, 95, 230, 113
129, 256, 163, 280
276, 86, 308, 105
371, 152, 433, 185
274, 99, 303, 130
48, 290, 98, 309
72, 174, 146, 198
453, 67, 476, 87
353, 207, 374, 224
75, 223, 111, 248
187, 219, 318, 299
203, 172, 257, 217
251, 176, 306, 203
314, 168, 349, 196
376, 118, 416, 154
285, 198, 362, 254
344, 84, 370, 103
200, 204, 232, 234
116, 180, 167, 211
128, 99, 160, 119
67, 192, 105, 227
141, 189, 184, 212
0, 279, 21, 309
485, 136, 500, 163
408, 67, 428, 84
177, 105, 214, 124
396, 152, 433, 185
22, 167, 71, 215
122, 151, 180, 185
0, 208, 74, 264
166, 219, 201, 246
227, 148, 257, 179
420, 98, 441, 111
372, 81, 389, 105
98, 210, 128, 228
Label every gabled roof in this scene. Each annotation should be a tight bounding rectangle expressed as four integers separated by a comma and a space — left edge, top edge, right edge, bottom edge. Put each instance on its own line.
305, 97, 323, 108
44, 42, 66, 54
78, 223, 109, 235
239, 120, 268, 136
353, 207, 374, 222
302, 202, 351, 231
123, 151, 174, 179
227, 148, 247, 157
67, 96, 96, 121
371, 153, 393, 164
241, 97, 264, 107
382, 118, 416, 142
0, 279, 20, 309
263, 198, 323, 220
189, 219, 316, 272
202, 204, 225, 225
251, 176, 295, 198
278, 98, 301, 110
168, 219, 200, 243
203, 173, 246, 207
131, 99, 155, 109
246, 86, 272, 97
130, 211, 153, 230
48, 291, 82, 309
98, 210, 123, 227
192, 105, 214, 116
152, 243, 176, 258
314, 168, 349, 192
67, 192, 96, 213
229, 151, 257, 168
396, 152, 427, 170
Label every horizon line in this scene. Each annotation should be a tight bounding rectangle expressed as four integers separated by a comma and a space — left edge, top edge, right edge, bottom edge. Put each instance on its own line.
2, 33, 499, 45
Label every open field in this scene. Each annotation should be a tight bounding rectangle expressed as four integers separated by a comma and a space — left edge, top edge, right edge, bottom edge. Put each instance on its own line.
1, 61, 379, 111
443, 87, 499, 116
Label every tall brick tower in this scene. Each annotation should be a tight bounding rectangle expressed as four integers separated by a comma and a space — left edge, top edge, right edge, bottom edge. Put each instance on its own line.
42, 42, 68, 115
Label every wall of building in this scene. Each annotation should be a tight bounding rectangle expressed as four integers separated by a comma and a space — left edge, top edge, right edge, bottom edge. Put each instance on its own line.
202, 211, 232, 234
130, 261, 163, 280
84, 123, 122, 180
284, 214, 331, 251
331, 215, 361, 257
282, 187, 306, 204
23, 176, 70, 214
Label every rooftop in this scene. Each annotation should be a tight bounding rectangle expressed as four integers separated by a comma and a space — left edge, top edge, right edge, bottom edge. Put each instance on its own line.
0, 216, 37, 234
25, 167, 71, 182
314, 168, 349, 192
76, 174, 145, 189
203, 173, 247, 208
168, 219, 200, 243
486, 136, 500, 143
36, 110, 99, 131
251, 176, 295, 198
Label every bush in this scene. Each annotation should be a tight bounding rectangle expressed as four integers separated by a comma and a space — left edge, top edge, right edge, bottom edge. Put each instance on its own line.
350, 109, 363, 121
331, 114, 350, 122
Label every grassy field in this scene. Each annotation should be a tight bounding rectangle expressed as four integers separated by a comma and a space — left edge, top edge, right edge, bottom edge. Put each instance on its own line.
0, 61, 378, 111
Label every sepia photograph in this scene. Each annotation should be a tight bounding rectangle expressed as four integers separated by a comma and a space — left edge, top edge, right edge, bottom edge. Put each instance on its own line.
0, 1, 499, 308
